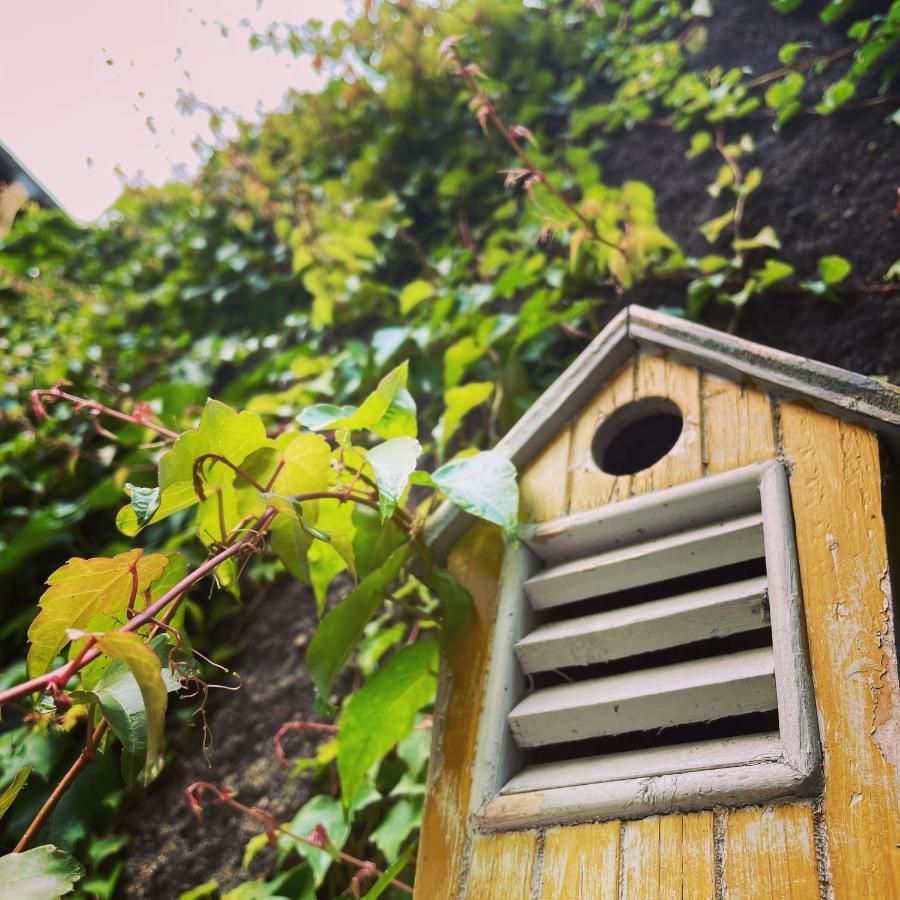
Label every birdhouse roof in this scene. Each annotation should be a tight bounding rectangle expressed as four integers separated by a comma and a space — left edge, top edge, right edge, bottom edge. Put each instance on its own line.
427, 304, 900, 558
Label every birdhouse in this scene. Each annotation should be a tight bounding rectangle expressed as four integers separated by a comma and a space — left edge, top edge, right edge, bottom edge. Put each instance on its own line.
415, 306, 900, 898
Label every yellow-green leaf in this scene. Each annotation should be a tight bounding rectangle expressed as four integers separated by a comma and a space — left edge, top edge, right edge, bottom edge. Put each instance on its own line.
0, 767, 31, 822
27, 550, 169, 678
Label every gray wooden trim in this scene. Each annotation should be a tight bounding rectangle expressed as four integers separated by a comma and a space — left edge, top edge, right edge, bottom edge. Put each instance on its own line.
476, 760, 815, 832
425, 304, 900, 560
466, 460, 822, 830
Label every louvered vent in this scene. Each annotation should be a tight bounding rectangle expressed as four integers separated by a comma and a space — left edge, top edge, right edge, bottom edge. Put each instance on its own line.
472, 462, 821, 830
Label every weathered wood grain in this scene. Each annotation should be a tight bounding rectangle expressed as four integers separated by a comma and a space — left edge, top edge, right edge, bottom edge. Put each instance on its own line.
781, 404, 900, 897
465, 830, 539, 899
569, 360, 635, 512
540, 821, 620, 899
413, 521, 504, 899
660, 811, 715, 900
519, 425, 572, 523
702, 373, 775, 474
724, 803, 819, 899
621, 817, 661, 896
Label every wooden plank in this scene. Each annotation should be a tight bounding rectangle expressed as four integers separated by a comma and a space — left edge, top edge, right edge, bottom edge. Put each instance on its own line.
568, 360, 635, 513
508, 647, 777, 748
522, 461, 765, 565
703, 373, 775, 474
621, 817, 660, 896
630, 354, 703, 496
502, 732, 781, 794
540, 821, 619, 899
413, 521, 504, 899
724, 804, 819, 899
524, 513, 765, 611
659, 811, 715, 900
465, 830, 538, 900
479, 760, 810, 832
781, 403, 900, 897
519, 425, 572, 523
514, 576, 768, 674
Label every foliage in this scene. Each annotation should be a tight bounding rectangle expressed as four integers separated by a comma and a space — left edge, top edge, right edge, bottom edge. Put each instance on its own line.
0, 0, 897, 895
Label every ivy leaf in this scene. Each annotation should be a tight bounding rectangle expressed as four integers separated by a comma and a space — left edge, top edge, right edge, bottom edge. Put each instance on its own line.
0, 766, 31, 822
816, 79, 855, 114
367, 437, 421, 521
27, 550, 169, 678
338, 640, 438, 807
428, 567, 474, 641
0, 845, 84, 898
818, 254, 852, 285
764, 72, 804, 109
124, 485, 161, 528
436, 382, 493, 451
306, 545, 409, 703
116, 482, 197, 537
699, 208, 734, 243
733, 226, 781, 252
296, 363, 412, 437
351, 506, 406, 580
277, 795, 350, 886
72, 633, 172, 784
267, 500, 313, 582
369, 802, 422, 866
430, 451, 519, 538
398, 279, 435, 313
753, 258, 794, 289
237, 431, 331, 499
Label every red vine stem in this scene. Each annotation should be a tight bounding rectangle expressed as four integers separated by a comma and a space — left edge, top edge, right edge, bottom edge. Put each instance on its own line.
185, 782, 413, 894
31, 383, 179, 440
0, 511, 276, 707
14, 719, 109, 852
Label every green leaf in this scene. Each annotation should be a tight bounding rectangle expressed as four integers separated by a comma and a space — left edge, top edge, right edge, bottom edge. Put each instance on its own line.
367, 437, 421, 521
338, 640, 438, 807
352, 506, 407, 581
777, 42, 811, 64
278, 795, 349, 886
816, 79, 856, 114
437, 382, 493, 451
817, 254, 852, 284
235, 431, 331, 501
733, 226, 781, 252
306, 545, 409, 701
430, 451, 519, 537
765, 72, 804, 109
296, 363, 413, 437
398, 279, 435, 314
429, 567, 474, 640
362, 843, 415, 900
124, 485, 161, 528
82, 632, 171, 784
819, 0, 853, 23
0, 766, 31, 821
27, 549, 170, 678
0, 845, 84, 899
699, 209, 734, 243
269, 504, 312, 581
753, 258, 794, 288
116, 482, 197, 537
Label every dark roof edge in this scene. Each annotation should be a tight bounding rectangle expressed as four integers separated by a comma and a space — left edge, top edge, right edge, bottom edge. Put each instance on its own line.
425, 304, 900, 560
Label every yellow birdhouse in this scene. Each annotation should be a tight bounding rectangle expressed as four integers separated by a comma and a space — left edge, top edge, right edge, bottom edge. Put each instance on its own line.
415, 305, 900, 898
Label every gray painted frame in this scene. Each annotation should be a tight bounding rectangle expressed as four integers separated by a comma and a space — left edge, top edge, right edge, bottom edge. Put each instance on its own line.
467, 462, 821, 832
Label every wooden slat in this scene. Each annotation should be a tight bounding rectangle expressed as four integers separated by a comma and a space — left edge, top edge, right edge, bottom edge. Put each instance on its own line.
521, 461, 765, 565
630, 354, 703, 495
660, 811, 716, 900
540, 821, 620, 899
519, 425, 572, 523
502, 732, 781, 794
724, 804, 819, 899
514, 576, 768, 673
508, 647, 777, 748
569, 360, 635, 513
621, 817, 661, 896
524, 512, 765, 611
413, 521, 504, 899
703, 373, 775, 474
464, 830, 538, 900
781, 403, 900, 896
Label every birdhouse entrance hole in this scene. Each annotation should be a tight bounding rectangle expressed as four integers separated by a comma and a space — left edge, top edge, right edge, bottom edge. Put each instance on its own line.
592, 396, 683, 475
